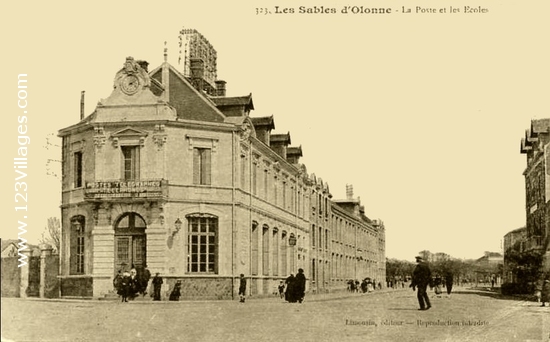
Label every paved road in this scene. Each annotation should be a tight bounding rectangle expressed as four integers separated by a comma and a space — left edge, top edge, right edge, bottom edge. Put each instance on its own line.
1, 287, 548, 342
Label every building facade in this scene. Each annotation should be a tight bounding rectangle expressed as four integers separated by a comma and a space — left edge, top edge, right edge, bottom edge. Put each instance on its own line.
502, 227, 527, 283
58, 33, 385, 299
520, 119, 550, 271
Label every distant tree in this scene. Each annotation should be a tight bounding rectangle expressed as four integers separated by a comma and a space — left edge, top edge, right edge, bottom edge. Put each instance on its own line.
39, 217, 61, 253
386, 258, 415, 281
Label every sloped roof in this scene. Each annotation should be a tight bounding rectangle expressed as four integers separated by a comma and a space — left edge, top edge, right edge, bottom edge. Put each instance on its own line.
1, 239, 17, 252
210, 94, 254, 110
148, 63, 226, 123
250, 116, 275, 130
287, 146, 303, 156
1, 239, 40, 254
270, 132, 291, 144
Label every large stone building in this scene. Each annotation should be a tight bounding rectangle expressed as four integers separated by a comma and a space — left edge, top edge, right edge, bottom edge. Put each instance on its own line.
58, 31, 385, 299
520, 118, 550, 271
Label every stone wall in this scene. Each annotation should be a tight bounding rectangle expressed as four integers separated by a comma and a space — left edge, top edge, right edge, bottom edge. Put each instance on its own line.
1, 257, 21, 297
60, 276, 93, 297
164, 277, 233, 300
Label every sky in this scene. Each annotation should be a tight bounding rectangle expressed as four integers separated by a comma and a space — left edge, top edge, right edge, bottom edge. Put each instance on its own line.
1, 0, 549, 261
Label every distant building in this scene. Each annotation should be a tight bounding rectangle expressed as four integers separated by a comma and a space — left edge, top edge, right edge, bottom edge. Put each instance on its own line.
1, 239, 39, 258
475, 251, 503, 266
57, 30, 386, 299
503, 227, 527, 283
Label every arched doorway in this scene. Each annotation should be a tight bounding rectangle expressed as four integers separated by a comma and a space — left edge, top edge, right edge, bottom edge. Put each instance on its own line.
114, 212, 147, 274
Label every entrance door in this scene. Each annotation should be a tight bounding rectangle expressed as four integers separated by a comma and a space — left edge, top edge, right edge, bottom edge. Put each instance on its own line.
114, 212, 147, 274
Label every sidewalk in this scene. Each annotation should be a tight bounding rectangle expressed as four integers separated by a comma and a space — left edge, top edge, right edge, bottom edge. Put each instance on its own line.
248, 286, 410, 303
14, 286, 410, 304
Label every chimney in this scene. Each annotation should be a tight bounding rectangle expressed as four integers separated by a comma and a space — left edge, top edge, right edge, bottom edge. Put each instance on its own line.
215, 80, 226, 96
190, 58, 205, 92
80, 91, 85, 120
346, 184, 353, 200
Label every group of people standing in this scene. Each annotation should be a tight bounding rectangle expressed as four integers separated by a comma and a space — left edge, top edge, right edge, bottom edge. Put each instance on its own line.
113, 264, 151, 302
113, 264, 164, 302
239, 268, 307, 303
283, 268, 307, 303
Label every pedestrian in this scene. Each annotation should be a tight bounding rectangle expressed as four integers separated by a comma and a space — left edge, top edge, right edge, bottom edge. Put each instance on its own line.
285, 274, 296, 302
294, 268, 306, 303
433, 274, 442, 298
140, 264, 151, 296
445, 271, 454, 298
169, 280, 182, 301
541, 276, 550, 307
152, 272, 163, 301
120, 272, 131, 302
128, 266, 139, 300
113, 270, 123, 294
410, 255, 432, 310
278, 280, 285, 299
238, 274, 247, 303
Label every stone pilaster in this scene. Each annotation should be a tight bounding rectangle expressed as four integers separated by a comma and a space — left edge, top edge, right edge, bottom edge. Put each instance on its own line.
19, 249, 32, 298
39, 244, 53, 298
146, 224, 168, 274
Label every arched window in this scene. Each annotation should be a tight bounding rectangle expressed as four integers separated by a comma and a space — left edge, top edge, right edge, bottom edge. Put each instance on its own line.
262, 224, 269, 276
187, 214, 218, 274
70, 215, 85, 275
114, 213, 147, 273
251, 221, 259, 275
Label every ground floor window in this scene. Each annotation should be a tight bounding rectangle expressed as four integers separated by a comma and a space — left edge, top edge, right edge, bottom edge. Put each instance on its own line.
70, 215, 86, 274
187, 214, 218, 273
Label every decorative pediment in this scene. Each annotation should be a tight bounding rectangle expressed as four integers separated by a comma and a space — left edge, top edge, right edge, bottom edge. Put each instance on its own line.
111, 127, 148, 147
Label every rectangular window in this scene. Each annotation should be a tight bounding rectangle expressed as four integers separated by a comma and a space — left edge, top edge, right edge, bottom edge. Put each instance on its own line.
282, 182, 287, 208
251, 224, 259, 275
312, 224, 316, 247
319, 226, 322, 250
273, 176, 278, 205
281, 234, 287, 276
264, 170, 268, 200
193, 148, 211, 185
252, 164, 257, 195
187, 216, 217, 273
272, 230, 279, 276
121, 146, 140, 181
74, 151, 83, 188
240, 156, 246, 189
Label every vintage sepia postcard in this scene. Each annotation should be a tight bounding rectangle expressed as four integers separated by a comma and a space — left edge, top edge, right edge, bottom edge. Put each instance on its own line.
1, 1, 549, 341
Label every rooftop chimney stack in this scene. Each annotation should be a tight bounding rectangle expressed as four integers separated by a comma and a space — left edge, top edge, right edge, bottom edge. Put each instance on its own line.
80, 91, 85, 120
346, 184, 354, 200
215, 80, 226, 96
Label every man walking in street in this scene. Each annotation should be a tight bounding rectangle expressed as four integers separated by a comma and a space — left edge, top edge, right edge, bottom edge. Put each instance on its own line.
410, 255, 432, 310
